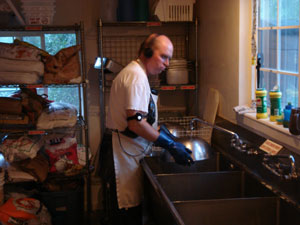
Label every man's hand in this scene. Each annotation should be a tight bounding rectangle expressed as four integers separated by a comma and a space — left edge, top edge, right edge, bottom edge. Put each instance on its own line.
154, 129, 194, 166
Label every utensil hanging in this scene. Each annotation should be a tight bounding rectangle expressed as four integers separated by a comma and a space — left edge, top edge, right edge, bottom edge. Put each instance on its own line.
256, 53, 262, 89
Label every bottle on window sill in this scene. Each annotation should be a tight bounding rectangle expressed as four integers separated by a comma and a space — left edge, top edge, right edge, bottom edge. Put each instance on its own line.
283, 102, 293, 128
255, 88, 268, 119
269, 87, 282, 122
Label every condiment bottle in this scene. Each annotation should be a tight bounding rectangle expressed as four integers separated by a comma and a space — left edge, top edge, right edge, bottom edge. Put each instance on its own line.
255, 88, 268, 119
283, 102, 293, 128
269, 88, 282, 122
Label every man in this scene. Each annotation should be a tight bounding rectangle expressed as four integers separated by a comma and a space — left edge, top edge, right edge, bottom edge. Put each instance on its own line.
100, 33, 193, 225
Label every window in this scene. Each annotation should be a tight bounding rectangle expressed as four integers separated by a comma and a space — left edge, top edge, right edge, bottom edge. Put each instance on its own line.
0, 31, 82, 114
258, 0, 299, 108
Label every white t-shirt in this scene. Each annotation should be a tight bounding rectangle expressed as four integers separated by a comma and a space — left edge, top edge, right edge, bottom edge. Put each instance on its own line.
107, 60, 151, 131
106, 60, 155, 209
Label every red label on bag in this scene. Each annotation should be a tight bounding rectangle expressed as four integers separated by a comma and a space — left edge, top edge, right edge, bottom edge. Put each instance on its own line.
45, 137, 79, 173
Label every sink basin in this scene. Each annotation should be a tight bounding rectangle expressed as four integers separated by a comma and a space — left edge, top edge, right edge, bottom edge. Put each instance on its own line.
142, 152, 236, 175
156, 171, 274, 201
174, 197, 278, 225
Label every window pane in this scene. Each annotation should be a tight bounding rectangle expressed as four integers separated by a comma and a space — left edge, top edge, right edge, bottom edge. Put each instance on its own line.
260, 71, 298, 108
279, 29, 299, 72
45, 33, 76, 55
37, 87, 80, 113
258, 30, 277, 69
0, 88, 18, 97
259, 0, 277, 27
259, 71, 278, 93
22, 36, 41, 48
0, 37, 14, 43
279, 0, 299, 26
280, 74, 298, 107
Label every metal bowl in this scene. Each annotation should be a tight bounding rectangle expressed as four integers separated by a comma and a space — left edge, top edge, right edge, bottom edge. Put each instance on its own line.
160, 122, 186, 138
177, 136, 214, 161
159, 136, 214, 162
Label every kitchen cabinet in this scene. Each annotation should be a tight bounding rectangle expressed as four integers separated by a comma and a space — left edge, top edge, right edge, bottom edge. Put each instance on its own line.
97, 18, 199, 129
0, 23, 91, 224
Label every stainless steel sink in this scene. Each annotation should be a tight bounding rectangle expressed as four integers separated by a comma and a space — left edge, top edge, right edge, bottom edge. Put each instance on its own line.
142, 154, 300, 225
142, 156, 280, 225
143, 170, 277, 225
143, 152, 235, 175
174, 197, 278, 225
156, 171, 274, 201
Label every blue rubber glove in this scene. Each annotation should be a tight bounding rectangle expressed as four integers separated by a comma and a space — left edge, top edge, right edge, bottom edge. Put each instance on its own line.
159, 124, 177, 140
154, 129, 194, 166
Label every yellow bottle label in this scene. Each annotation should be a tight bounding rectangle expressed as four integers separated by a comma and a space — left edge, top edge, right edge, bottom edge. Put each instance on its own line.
269, 91, 282, 122
256, 89, 268, 119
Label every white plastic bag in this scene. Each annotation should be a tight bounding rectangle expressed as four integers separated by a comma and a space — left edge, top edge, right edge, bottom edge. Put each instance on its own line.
36, 102, 77, 130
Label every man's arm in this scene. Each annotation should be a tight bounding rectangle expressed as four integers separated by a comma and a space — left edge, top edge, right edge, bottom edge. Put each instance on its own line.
126, 109, 159, 141
126, 109, 193, 165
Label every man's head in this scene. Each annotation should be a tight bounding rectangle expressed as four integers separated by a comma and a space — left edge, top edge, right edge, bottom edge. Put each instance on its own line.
139, 34, 173, 76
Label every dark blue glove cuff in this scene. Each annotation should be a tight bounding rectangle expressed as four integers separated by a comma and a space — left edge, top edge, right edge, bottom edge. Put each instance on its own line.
159, 124, 177, 140
154, 129, 174, 149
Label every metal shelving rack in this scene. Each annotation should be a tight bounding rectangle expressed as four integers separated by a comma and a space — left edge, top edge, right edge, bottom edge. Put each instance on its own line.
97, 18, 199, 129
0, 22, 91, 218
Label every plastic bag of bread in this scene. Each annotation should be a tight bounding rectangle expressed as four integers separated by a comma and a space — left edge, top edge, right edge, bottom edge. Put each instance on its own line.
43, 45, 81, 84
0, 57, 44, 76
0, 42, 42, 61
0, 71, 41, 84
0, 135, 44, 162
36, 102, 77, 130
13, 39, 50, 58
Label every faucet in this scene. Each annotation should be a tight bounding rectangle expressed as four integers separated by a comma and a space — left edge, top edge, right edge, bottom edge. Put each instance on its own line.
190, 118, 247, 152
262, 154, 298, 180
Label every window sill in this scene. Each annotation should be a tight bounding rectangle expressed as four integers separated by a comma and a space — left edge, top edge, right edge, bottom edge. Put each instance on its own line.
235, 112, 300, 153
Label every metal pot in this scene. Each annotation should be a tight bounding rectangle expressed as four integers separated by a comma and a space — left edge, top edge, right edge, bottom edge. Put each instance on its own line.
177, 136, 214, 161
159, 122, 186, 138
160, 136, 214, 162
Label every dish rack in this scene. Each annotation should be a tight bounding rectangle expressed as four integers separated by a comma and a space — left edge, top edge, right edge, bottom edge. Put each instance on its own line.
152, 116, 213, 153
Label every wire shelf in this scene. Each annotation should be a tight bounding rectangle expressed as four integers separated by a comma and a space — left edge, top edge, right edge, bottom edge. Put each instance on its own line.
102, 35, 186, 66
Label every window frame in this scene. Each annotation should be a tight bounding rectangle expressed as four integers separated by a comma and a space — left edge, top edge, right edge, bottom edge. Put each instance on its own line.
257, 0, 300, 108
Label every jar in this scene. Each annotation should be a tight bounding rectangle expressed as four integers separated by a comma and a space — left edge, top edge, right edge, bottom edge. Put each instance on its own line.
269, 90, 282, 122
255, 88, 268, 119
289, 107, 300, 135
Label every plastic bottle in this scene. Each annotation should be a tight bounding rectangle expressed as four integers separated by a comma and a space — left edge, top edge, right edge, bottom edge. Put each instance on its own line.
283, 102, 293, 128
269, 88, 282, 122
255, 88, 268, 119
